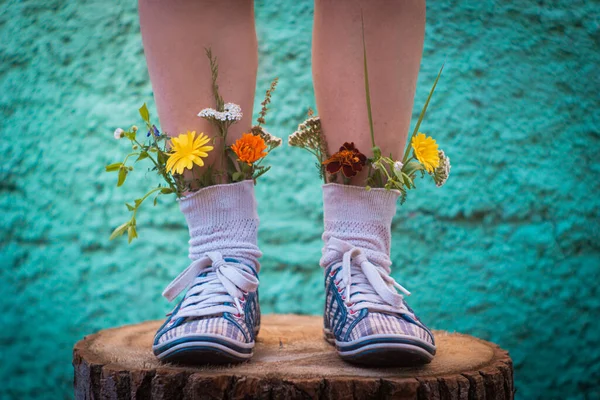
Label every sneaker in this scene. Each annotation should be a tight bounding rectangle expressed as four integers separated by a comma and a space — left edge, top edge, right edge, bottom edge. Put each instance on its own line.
153, 252, 260, 364
323, 238, 435, 366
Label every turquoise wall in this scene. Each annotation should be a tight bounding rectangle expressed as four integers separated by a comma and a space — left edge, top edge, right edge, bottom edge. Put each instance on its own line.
1, 0, 599, 398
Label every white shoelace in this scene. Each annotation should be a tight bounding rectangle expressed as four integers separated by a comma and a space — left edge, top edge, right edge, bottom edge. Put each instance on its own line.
162, 251, 259, 319
326, 237, 411, 315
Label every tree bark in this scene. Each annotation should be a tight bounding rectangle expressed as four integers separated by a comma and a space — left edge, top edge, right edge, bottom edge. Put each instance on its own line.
73, 314, 514, 399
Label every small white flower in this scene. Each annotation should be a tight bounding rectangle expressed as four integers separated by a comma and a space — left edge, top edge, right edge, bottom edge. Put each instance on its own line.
393, 161, 404, 174
222, 103, 243, 121
114, 128, 124, 140
198, 108, 216, 119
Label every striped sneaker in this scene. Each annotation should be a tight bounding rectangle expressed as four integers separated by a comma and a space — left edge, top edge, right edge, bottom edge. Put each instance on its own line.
323, 238, 436, 366
153, 252, 260, 365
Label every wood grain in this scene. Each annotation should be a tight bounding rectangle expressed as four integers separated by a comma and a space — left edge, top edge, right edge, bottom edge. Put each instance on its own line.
73, 314, 514, 399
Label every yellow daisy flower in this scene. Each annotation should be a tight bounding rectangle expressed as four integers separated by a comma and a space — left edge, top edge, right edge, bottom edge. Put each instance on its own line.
166, 131, 213, 175
411, 133, 440, 173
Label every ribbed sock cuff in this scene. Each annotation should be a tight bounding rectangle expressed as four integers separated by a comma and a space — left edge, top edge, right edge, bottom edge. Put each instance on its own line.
320, 184, 399, 269
178, 180, 262, 271
179, 180, 259, 236
322, 183, 399, 225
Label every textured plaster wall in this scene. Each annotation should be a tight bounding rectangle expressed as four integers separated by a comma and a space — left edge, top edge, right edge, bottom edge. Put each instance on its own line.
1, 0, 599, 398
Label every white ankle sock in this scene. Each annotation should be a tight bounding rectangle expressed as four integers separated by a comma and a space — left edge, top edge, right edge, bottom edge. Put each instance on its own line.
320, 183, 400, 269
179, 180, 262, 272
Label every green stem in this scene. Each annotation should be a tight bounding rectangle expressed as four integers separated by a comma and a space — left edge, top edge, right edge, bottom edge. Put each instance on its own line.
131, 186, 163, 220
122, 152, 140, 165
221, 125, 228, 177
133, 138, 178, 195
381, 164, 392, 181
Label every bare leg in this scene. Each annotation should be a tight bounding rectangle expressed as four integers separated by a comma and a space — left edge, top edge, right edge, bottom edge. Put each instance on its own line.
141, 1, 264, 366
315, 1, 435, 367
138, 0, 257, 168
313, 0, 426, 184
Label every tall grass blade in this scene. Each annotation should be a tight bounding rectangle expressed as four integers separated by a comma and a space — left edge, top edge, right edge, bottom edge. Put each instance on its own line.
402, 63, 445, 162
361, 13, 376, 149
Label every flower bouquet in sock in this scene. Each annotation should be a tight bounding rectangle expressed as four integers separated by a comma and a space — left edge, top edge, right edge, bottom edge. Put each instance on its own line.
107, 54, 275, 364
289, 18, 450, 204
106, 49, 280, 242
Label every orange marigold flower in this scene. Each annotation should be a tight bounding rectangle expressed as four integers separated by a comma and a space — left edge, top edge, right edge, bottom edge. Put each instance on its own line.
322, 142, 367, 178
231, 133, 268, 165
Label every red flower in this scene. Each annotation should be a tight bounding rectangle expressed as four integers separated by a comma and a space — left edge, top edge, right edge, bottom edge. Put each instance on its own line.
322, 142, 367, 178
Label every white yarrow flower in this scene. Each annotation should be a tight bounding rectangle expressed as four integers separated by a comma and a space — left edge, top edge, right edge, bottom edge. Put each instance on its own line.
198, 102, 243, 122
434, 150, 451, 187
251, 125, 282, 148
114, 128, 124, 140
222, 103, 243, 121
288, 132, 297, 146
288, 116, 327, 155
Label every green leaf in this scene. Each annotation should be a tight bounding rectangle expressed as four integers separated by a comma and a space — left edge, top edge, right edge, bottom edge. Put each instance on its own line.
403, 161, 424, 177
232, 172, 242, 182
139, 103, 150, 122
136, 152, 149, 162
105, 163, 122, 172
126, 203, 135, 211
134, 198, 142, 207
117, 168, 127, 187
157, 150, 167, 165
109, 221, 130, 240
160, 187, 174, 194
153, 197, 158, 206
127, 225, 138, 244
402, 172, 415, 188
402, 62, 445, 163
253, 165, 271, 180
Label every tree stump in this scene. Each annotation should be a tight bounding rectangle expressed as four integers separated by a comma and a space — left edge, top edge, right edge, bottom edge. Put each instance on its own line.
73, 314, 514, 399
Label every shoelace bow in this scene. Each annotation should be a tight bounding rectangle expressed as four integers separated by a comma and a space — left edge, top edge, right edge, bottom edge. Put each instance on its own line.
326, 237, 411, 315
162, 251, 259, 319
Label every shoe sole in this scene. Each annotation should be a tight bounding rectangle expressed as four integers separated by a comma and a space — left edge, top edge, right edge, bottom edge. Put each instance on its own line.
324, 328, 435, 367
153, 334, 254, 365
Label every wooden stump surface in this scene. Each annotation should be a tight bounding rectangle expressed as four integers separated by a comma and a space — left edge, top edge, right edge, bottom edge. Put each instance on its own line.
73, 314, 514, 399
